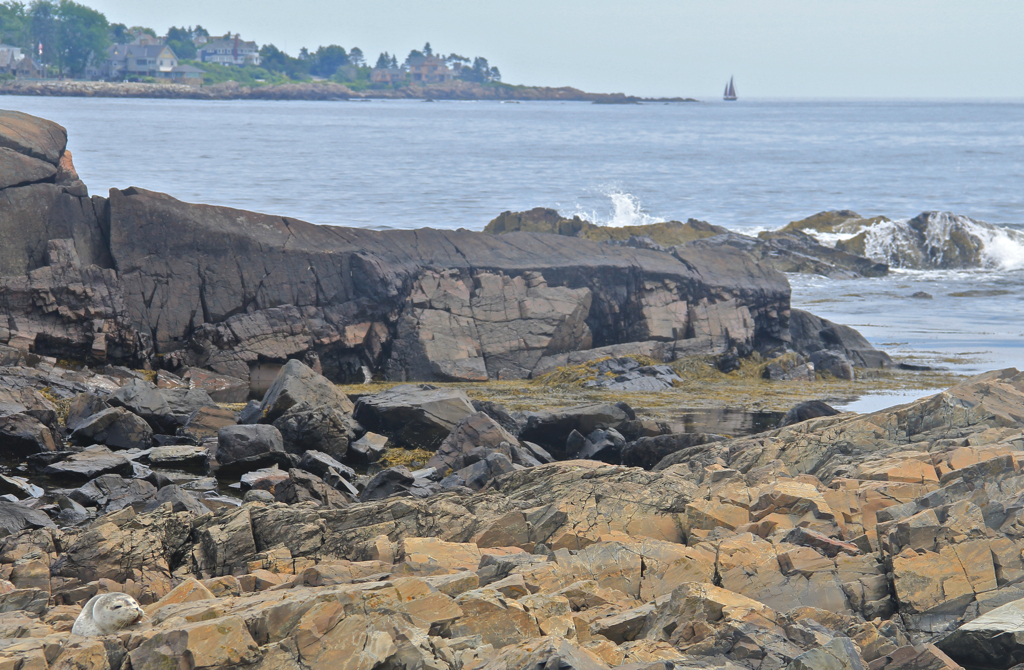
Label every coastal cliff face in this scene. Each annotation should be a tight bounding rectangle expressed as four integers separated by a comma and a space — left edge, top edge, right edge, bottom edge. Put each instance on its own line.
0, 110, 794, 389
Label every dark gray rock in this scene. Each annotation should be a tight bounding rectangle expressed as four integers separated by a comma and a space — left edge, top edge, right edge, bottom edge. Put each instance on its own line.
274, 469, 349, 507
273, 403, 360, 458
472, 400, 521, 436
937, 598, 1024, 669
68, 473, 157, 512
0, 499, 55, 536
69, 406, 153, 450
298, 450, 356, 481
621, 432, 726, 469
441, 452, 516, 491
427, 412, 520, 474
66, 393, 110, 431
348, 431, 388, 463
142, 444, 210, 470
0, 473, 42, 500
107, 379, 173, 431
353, 385, 475, 451
142, 484, 210, 515
41, 445, 133, 481
259, 359, 354, 423
519, 403, 631, 457
238, 400, 262, 425
0, 147, 57, 190
359, 466, 417, 502
216, 424, 285, 466
789, 309, 893, 369
0, 412, 56, 456
778, 400, 841, 428
809, 350, 855, 380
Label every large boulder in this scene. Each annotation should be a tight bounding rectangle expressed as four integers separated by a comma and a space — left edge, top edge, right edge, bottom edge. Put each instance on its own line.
789, 309, 893, 369
68, 406, 153, 450
353, 385, 475, 450
258, 359, 354, 423
0, 412, 56, 455
937, 597, 1024, 668
215, 424, 286, 467
272, 404, 361, 459
0, 500, 55, 536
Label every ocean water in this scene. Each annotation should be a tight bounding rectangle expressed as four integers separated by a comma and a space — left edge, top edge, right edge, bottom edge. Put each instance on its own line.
3, 96, 1024, 397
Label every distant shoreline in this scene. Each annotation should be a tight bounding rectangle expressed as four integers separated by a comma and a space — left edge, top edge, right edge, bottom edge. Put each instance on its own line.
0, 79, 697, 103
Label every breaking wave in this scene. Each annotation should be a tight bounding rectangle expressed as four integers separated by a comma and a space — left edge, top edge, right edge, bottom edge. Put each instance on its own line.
564, 190, 665, 228
807, 212, 1024, 271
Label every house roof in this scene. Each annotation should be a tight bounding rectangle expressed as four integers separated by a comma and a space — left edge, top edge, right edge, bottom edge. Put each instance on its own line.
200, 38, 258, 52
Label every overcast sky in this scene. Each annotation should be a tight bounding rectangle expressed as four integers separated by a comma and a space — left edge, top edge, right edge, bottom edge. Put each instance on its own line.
86, 0, 1024, 99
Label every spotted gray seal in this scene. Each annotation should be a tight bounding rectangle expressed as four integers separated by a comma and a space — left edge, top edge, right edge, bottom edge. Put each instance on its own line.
71, 593, 145, 636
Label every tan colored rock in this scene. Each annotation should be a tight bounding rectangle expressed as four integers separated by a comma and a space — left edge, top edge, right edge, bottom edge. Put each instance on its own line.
401, 536, 482, 572
518, 593, 576, 638
446, 588, 541, 648
129, 616, 260, 670
293, 607, 396, 670
144, 578, 216, 616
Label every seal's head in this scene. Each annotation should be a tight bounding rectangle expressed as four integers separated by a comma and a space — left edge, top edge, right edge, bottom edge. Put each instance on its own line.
71, 593, 145, 636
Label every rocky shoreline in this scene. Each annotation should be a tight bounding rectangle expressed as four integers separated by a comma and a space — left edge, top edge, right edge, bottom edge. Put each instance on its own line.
0, 109, 1013, 670
0, 80, 697, 103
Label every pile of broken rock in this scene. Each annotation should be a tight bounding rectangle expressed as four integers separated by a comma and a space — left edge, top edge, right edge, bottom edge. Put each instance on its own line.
3, 345, 1024, 668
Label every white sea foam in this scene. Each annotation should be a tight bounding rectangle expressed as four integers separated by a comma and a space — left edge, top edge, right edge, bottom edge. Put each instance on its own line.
564, 190, 665, 228
800, 212, 1024, 272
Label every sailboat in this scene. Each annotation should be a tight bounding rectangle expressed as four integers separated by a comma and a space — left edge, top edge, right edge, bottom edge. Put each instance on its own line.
723, 77, 737, 101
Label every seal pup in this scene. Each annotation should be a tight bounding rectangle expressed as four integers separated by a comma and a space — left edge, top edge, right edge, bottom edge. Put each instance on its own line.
71, 593, 145, 636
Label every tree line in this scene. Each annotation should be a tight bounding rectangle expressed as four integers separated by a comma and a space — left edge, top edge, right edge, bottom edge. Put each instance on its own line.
0, 0, 502, 85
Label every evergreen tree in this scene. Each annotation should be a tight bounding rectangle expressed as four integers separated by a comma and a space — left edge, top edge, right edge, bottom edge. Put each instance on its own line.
374, 51, 390, 69
348, 46, 364, 67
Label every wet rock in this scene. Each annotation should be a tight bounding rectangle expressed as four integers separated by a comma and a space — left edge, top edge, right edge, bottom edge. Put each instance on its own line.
0, 499, 55, 536
238, 400, 262, 425
778, 400, 841, 428
69, 406, 153, 450
41, 445, 133, 481
353, 385, 475, 450
259, 359, 354, 423
911, 291, 933, 300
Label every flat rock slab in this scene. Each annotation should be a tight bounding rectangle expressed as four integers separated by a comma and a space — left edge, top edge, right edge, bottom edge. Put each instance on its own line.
354, 385, 475, 450
41, 445, 133, 481
937, 597, 1024, 668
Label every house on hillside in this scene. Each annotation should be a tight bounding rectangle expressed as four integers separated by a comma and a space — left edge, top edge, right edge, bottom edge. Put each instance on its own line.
406, 54, 452, 83
103, 42, 180, 80
0, 45, 23, 75
198, 35, 261, 66
370, 67, 405, 85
